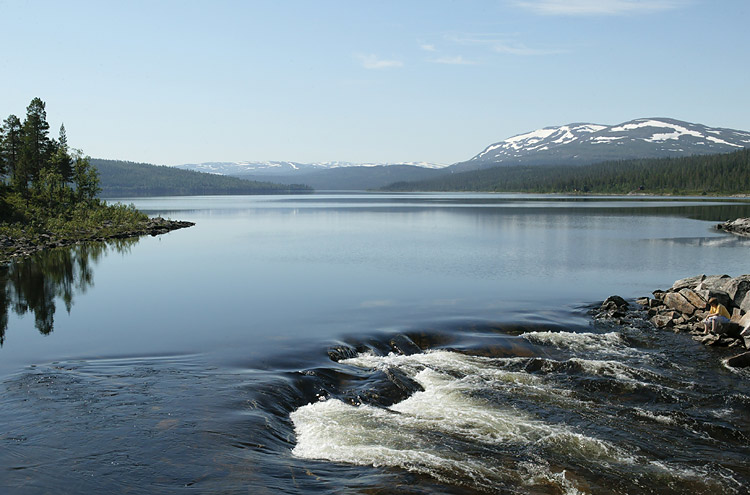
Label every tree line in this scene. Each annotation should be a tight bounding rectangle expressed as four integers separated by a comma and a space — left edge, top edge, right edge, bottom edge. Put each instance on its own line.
384, 148, 750, 195
92, 159, 313, 197
0, 97, 99, 219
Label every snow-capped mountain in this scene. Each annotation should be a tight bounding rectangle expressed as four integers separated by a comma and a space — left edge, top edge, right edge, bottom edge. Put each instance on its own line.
177, 160, 446, 176
457, 118, 750, 170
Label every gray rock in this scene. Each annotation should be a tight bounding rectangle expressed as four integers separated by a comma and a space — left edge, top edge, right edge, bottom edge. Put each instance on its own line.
717, 218, 750, 237
679, 288, 707, 310
651, 314, 674, 328
672, 275, 705, 291
696, 275, 732, 291
663, 292, 697, 315
720, 275, 750, 307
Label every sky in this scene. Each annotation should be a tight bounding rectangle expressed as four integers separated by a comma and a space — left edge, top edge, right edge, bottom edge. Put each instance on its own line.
1, 0, 748, 166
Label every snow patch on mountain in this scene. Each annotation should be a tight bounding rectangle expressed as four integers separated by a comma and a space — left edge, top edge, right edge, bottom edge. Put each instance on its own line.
177, 160, 448, 176
464, 118, 750, 169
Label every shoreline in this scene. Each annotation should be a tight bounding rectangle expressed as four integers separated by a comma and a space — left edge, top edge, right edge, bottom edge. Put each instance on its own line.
0, 216, 195, 266
595, 273, 750, 369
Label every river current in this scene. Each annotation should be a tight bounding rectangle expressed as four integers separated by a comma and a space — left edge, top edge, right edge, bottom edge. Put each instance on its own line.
1, 193, 749, 494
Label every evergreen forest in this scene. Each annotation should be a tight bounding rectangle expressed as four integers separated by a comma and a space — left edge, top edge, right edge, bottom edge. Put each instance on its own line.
92, 159, 312, 197
384, 149, 750, 195
1, 98, 104, 222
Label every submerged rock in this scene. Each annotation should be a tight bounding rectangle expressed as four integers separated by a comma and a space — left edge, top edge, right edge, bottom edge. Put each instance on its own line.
727, 351, 750, 368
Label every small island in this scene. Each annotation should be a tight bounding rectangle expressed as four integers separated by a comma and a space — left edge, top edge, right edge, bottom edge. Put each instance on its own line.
1, 98, 193, 265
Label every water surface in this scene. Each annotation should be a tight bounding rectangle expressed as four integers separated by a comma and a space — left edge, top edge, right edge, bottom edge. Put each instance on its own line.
2, 193, 749, 494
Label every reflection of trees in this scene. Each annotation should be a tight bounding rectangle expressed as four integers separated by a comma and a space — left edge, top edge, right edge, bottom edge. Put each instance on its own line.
0, 237, 139, 346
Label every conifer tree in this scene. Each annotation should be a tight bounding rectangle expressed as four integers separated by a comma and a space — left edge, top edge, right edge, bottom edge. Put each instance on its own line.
0, 114, 23, 185
18, 97, 52, 190
52, 123, 74, 184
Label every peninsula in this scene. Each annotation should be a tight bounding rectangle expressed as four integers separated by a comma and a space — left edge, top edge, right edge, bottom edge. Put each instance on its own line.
1, 98, 193, 265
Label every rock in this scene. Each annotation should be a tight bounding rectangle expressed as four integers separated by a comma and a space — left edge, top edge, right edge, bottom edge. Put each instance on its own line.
720, 275, 750, 307
739, 312, 750, 330
663, 292, 697, 315
389, 334, 422, 355
672, 275, 706, 291
727, 351, 750, 368
651, 314, 675, 328
696, 275, 732, 291
678, 288, 707, 310
327, 344, 359, 362
717, 218, 750, 237
602, 295, 629, 309
696, 288, 733, 310
695, 333, 720, 345
635, 297, 650, 307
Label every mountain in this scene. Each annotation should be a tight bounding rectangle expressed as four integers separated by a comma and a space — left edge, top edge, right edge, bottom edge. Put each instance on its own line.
383, 148, 750, 195
176, 161, 447, 190
455, 118, 750, 171
233, 165, 445, 191
92, 159, 312, 197
177, 160, 446, 177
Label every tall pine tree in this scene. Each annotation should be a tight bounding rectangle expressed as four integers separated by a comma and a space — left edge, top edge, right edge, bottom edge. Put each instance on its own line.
18, 97, 51, 191
0, 115, 23, 185
52, 123, 74, 184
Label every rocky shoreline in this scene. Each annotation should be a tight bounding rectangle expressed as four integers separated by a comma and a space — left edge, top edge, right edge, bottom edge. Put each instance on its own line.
0, 217, 195, 266
717, 217, 750, 237
595, 274, 750, 369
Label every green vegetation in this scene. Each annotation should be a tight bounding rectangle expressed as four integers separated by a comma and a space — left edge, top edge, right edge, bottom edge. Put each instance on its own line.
93, 159, 313, 196
384, 149, 750, 195
0, 98, 149, 256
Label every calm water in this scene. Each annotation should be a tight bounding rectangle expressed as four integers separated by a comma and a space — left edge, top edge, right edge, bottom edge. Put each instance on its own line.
2, 193, 750, 494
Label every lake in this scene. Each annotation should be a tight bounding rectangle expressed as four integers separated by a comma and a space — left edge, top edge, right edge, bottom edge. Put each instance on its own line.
2, 193, 750, 494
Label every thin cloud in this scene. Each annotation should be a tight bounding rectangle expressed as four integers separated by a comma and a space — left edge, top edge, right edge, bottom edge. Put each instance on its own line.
357, 54, 404, 69
493, 42, 566, 56
419, 43, 437, 52
514, 0, 686, 16
432, 55, 477, 65
447, 33, 565, 56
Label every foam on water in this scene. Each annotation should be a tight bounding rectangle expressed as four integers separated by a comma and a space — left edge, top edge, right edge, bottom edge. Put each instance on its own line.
521, 330, 638, 358
292, 350, 639, 493
291, 348, 734, 493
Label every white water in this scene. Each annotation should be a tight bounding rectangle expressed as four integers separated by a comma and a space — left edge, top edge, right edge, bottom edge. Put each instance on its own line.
290, 337, 723, 493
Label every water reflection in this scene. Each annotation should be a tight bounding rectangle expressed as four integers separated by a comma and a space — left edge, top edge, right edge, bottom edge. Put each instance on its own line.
0, 238, 139, 345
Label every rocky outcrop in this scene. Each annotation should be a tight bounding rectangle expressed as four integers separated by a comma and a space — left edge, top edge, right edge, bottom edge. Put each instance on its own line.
641, 274, 749, 340
641, 274, 750, 368
0, 217, 195, 265
717, 218, 750, 237
596, 274, 750, 369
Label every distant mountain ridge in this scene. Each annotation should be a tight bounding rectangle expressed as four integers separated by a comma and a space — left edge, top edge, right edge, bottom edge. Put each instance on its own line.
456, 118, 750, 171
177, 160, 446, 177
163, 118, 750, 192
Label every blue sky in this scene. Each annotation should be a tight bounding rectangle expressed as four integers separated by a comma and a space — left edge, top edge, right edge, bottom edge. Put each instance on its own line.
1, 0, 748, 166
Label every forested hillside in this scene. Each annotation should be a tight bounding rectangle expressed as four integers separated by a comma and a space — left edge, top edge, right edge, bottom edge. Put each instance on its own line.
234, 164, 444, 190
93, 159, 312, 197
384, 149, 750, 195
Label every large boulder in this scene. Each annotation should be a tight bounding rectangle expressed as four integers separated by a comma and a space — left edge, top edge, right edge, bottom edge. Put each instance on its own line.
697, 275, 731, 290
721, 275, 750, 308
663, 291, 698, 315
671, 275, 706, 291
678, 288, 707, 310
